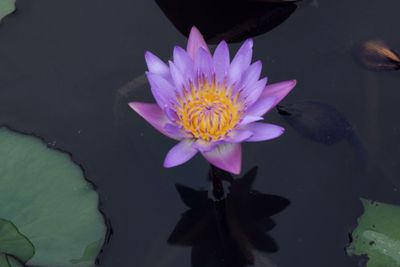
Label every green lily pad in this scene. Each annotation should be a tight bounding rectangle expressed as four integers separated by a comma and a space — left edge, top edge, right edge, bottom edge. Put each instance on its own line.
0, 254, 24, 267
0, 127, 107, 266
0, 0, 15, 22
0, 219, 34, 263
347, 198, 400, 267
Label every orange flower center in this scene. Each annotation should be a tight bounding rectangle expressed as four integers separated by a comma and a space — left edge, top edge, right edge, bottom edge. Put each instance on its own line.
175, 81, 242, 142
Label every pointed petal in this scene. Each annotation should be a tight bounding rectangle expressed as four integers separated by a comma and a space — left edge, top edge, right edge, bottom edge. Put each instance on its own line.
245, 123, 284, 142
213, 41, 230, 84
145, 51, 170, 79
173, 46, 194, 81
201, 143, 242, 174
249, 80, 297, 116
237, 61, 262, 90
164, 140, 198, 168
228, 39, 253, 86
242, 77, 267, 107
128, 102, 180, 140
187, 26, 210, 59
193, 139, 220, 153
164, 124, 187, 139
225, 130, 253, 143
245, 96, 277, 117
169, 61, 187, 94
195, 47, 214, 80
146, 72, 177, 108
239, 115, 264, 126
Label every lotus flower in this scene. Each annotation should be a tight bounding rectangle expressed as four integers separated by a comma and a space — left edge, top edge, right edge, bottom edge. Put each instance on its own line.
129, 26, 296, 174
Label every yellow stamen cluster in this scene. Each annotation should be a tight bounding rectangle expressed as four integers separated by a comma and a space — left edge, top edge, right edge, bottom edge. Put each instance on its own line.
175, 81, 242, 141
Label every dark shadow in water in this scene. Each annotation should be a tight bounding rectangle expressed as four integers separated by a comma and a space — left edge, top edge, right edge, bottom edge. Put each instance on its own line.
155, 0, 298, 43
277, 100, 368, 166
168, 166, 290, 267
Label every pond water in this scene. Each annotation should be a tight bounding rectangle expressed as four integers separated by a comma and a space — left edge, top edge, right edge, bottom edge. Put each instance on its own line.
0, 0, 400, 266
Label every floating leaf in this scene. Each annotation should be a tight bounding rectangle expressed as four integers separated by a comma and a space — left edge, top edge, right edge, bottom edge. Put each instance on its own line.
347, 199, 400, 267
0, 0, 15, 22
0, 127, 106, 267
156, 0, 297, 43
0, 219, 34, 263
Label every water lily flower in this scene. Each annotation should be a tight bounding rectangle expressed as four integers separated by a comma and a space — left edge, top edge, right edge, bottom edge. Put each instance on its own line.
129, 26, 296, 174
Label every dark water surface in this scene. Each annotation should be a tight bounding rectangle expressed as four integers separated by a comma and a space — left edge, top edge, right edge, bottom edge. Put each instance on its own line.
1, 0, 400, 266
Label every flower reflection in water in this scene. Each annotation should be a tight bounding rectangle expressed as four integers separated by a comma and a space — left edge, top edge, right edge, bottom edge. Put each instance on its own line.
168, 166, 290, 267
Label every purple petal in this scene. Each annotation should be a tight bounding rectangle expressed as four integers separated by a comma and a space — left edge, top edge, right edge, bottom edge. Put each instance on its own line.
228, 39, 253, 86
201, 143, 242, 174
173, 46, 194, 81
195, 47, 214, 81
239, 115, 263, 126
236, 61, 262, 90
249, 80, 297, 116
164, 106, 178, 122
242, 77, 268, 107
128, 102, 180, 140
193, 139, 220, 153
213, 41, 230, 84
245, 96, 277, 117
169, 61, 187, 95
164, 123, 186, 139
145, 51, 170, 79
244, 123, 284, 142
186, 26, 210, 59
225, 130, 253, 143
146, 72, 177, 108
163, 139, 198, 168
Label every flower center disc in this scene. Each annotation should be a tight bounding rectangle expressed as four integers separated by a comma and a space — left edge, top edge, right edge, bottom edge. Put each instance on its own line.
176, 82, 242, 141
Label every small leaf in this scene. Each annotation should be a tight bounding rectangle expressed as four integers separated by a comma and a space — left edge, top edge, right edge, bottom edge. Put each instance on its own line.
347, 199, 400, 267
355, 40, 400, 71
0, 0, 15, 22
0, 219, 34, 263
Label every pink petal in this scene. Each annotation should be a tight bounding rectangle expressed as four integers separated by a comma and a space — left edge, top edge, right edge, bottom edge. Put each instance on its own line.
213, 41, 230, 84
245, 122, 284, 142
128, 102, 180, 140
186, 26, 210, 59
163, 139, 198, 168
201, 143, 242, 174
145, 51, 170, 79
248, 80, 297, 116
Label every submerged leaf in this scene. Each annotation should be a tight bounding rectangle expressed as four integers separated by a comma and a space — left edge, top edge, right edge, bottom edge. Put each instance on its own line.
277, 101, 353, 144
0, 128, 106, 267
0, 0, 15, 22
355, 40, 400, 71
347, 199, 400, 267
0, 219, 34, 263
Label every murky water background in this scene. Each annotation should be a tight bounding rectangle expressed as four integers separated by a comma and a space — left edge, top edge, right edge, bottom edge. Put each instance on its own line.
1, 0, 400, 266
